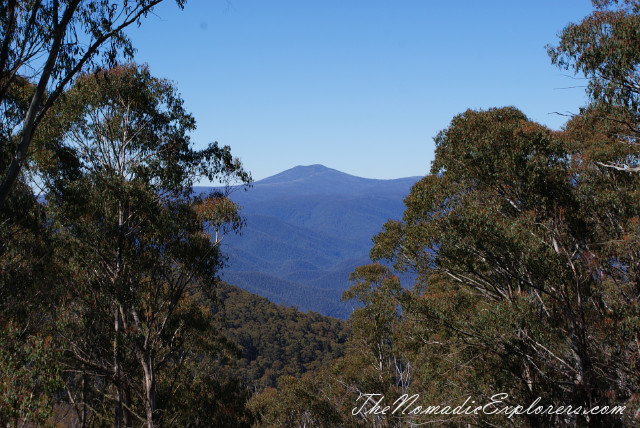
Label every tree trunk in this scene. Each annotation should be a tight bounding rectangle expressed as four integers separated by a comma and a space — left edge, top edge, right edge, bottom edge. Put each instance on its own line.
114, 305, 123, 428
141, 354, 157, 428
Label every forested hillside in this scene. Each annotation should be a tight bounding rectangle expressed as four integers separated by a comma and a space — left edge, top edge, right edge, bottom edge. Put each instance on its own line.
213, 282, 347, 390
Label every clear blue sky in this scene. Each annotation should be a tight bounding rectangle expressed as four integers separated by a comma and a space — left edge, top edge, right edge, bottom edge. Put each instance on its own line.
127, 0, 594, 181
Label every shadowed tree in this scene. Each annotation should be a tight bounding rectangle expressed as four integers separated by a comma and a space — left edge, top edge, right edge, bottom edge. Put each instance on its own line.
47, 64, 251, 427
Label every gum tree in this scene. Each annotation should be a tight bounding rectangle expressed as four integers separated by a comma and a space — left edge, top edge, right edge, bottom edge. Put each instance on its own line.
48, 64, 250, 427
366, 107, 639, 426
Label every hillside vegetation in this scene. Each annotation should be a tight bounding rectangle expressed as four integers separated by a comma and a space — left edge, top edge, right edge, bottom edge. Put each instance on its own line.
214, 282, 348, 390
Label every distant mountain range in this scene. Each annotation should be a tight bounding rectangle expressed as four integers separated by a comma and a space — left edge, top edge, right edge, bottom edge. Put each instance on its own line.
196, 164, 421, 318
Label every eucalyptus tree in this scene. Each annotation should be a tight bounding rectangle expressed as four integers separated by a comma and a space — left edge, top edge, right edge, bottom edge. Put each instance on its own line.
366, 106, 639, 426
0, 70, 67, 428
47, 64, 250, 427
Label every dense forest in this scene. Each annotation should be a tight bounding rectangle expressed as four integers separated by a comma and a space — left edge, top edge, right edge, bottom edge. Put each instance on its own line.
1, 1, 640, 427
213, 282, 347, 391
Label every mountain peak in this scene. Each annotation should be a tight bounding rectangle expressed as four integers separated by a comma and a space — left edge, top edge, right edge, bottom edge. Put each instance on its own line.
213, 164, 421, 203
295, 164, 330, 170
284, 164, 335, 176
258, 164, 344, 185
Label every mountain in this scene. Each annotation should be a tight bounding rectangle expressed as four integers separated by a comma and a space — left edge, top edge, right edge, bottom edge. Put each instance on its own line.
195, 165, 421, 319
234, 164, 420, 201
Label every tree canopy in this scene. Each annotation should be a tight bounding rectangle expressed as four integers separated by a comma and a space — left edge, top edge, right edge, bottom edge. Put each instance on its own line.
0, 0, 186, 208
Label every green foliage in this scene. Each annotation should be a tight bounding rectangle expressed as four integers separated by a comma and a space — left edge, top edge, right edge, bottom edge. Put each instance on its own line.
44, 64, 251, 427
153, 292, 255, 428
0, 322, 62, 427
248, 373, 346, 428
549, 0, 640, 113
5, 2, 640, 427
366, 106, 640, 425
214, 282, 348, 390
0, 75, 66, 427
549, 0, 640, 174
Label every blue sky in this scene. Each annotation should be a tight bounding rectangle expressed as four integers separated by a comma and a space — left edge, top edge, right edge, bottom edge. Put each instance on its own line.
127, 1, 594, 181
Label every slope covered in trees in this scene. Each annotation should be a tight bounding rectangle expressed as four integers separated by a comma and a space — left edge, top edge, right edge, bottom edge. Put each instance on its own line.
213, 282, 348, 390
